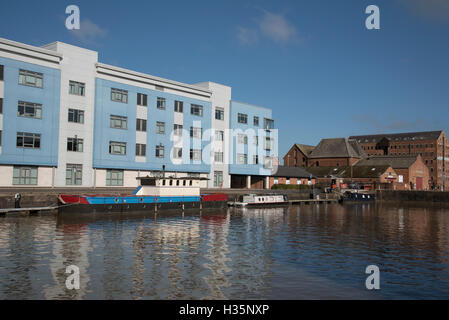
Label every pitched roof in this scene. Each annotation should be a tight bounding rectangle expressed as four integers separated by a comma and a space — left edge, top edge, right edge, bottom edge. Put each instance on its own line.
271, 166, 313, 178
307, 165, 392, 179
308, 138, 366, 159
349, 131, 443, 144
354, 155, 419, 169
294, 144, 315, 156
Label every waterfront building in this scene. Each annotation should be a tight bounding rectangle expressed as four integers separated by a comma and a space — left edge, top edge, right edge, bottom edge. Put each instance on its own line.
0, 38, 277, 189
283, 144, 314, 167
354, 155, 429, 190
269, 165, 315, 187
349, 131, 448, 190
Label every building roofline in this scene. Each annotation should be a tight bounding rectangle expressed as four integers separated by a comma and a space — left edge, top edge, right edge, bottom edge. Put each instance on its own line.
96, 62, 212, 95
0, 38, 63, 59
231, 100, 272, 112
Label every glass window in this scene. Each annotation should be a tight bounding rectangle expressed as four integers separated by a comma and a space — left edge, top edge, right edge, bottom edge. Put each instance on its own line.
13, 166, 38, 185
106, 169, 123, 186
157, 97, 166, 110
214, 171, 223, 188
67, 137, 84, 152
173, 147, 182, 159
174, 100, 183, 113
238, 113, 248, 124
156, 121, 165, 134
237, 154, 247, 164
111, 88, 128, 103
264, 118, 274, 130
16, 132, 40, 149
263, 156, 273, 169
254, 136, 259, 146
190, 149, 202, 161
110, 115, 127, 129
214, 152, 224, 163
174, 124, 183, 136
0, 98, 3, 114
254, 116, 259, 126
191, 104, 203, 117
156, 144, 165, 158
0, 65, 3, 81
69, 81, 85, 96
215, 130, 224, 141
190, 127, 202, 139
136, 143, 146, 156
66, 164, 82, 185
136, 119, 147, 132
137, 93, 147, 106
238, 134, 248, 144
19, 69, 43, 88
17, 101, 42, 119
264, 137, 273, 150
109, 141, 126, 155
215, 107, 224, 120
68, 109, 84, 123
253, 155, 259, 165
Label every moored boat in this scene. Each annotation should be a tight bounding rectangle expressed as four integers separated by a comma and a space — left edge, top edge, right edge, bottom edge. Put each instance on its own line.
58, 176, 228, 214
338, 191, 375, 203
229, 194, 289, 207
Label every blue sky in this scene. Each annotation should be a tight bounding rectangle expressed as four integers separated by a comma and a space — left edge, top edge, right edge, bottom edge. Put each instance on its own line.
1, 0, 448, 157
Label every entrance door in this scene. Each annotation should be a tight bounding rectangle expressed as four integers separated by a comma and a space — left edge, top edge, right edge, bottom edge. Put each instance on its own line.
416, 177, 423, 190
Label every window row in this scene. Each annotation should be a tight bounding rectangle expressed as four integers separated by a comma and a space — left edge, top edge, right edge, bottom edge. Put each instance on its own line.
236, 154, 273, 168
237, 113, 274, 129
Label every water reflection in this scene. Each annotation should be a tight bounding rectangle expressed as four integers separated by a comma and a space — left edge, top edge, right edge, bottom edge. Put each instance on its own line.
0, 202, 449, 299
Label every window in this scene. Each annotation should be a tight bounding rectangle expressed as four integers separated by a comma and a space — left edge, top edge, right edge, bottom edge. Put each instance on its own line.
254, 116, 259, 126
136, 119, 147, 132
254, 136, 259, 146
263, 156, 273, 169
13, 166, 37, 185
66, 164, 82, 185
214, 171, 223, 188
69, 81, 85, 96
68, 109, 84, 123
264, 137, 273, 150
19, 69, 43, 88
0, 65, 3, 81
106, 169, 124, 186
0, 98, 2, 114
238, 113, 248, 124
174, 124, 183, 136
215, 130, 224, 141
237, 154, 247, 164
190, 127, 202, 139
67, 137, 84, 152
215, 107, 224, 120
264, 118, 274, 130
0, 130, 2, 146
157, 97, 166, 110
109, 141, 126, 155
110, 115, 127, 129
214, 152, 224, 163
111, 88, 128, 103
238, 134, 248, 144
156, 121, 165, 134
17, 132, 40, 149
174, 100, 183, 113
156, 144, 165, 158
253, 155, 259, 165
18, 101, 42, 119
136, 143, 146, 156
190, 149, 202, 161
191, 104, 203, 117
137, 93, 147, 106
173, 147, 182, 159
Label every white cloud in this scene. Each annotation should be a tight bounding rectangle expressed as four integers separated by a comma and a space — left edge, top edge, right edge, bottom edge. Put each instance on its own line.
236, 10, 300, 46
70, 19, 107, 44
258, 11, 299, 44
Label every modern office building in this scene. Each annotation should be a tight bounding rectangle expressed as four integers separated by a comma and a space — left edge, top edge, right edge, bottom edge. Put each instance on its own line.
0, 38, 277, 189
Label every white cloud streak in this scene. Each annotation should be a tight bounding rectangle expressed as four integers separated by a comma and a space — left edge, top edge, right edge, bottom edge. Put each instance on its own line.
70, 19, 107, 44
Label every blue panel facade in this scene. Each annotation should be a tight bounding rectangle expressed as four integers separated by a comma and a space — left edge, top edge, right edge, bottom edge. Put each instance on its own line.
93, 78, 211, 173
229, 100, 274, 176
0, 57, 60, 166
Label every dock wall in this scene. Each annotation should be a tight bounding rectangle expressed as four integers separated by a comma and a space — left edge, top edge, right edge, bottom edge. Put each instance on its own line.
376, 190, 449, 203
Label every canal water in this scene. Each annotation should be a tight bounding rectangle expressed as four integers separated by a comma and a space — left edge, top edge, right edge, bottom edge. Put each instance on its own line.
1, 202, 449, 300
